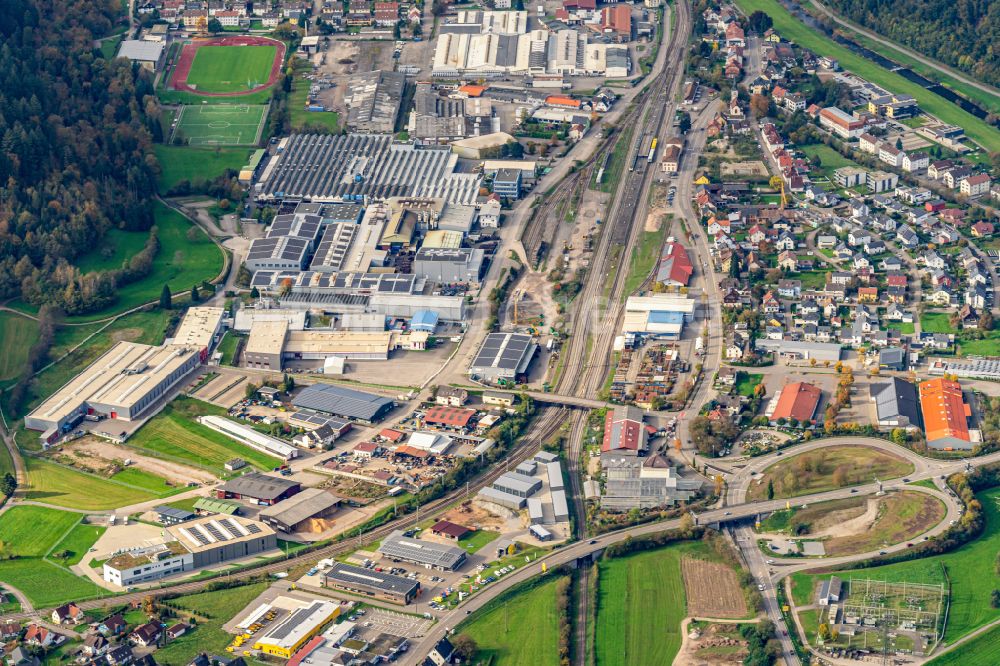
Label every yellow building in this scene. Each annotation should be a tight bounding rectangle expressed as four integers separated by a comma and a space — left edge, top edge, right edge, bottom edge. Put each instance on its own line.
253, 600, 339, 659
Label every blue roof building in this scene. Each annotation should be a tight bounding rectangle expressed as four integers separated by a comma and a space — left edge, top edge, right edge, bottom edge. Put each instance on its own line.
411, 310, 439, 332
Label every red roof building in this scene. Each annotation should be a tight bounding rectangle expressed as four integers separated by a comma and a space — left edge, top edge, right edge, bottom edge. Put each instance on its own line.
423, 405, 476, 430
564, 0, 596, 10
546, 95, 581, 109
431, 520, 470, 540
657, 242, 694, 286
602, 405, 648, 454
766, 382, 822, 424
600, 5, 631, 38
919, 378, 972, 450
379, 428, 405, 442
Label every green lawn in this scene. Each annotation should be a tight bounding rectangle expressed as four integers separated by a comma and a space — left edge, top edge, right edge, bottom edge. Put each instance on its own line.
799, 143, 857, 179
0, 506, 81, 558
49, 522, 107, 566
185, 46, 277, 94
24, 457, 160, 510
790, 486, 1000, 643
734, 372, 763, 397
459, 577, 563, 666
111, 467, 187, 498
886, 321, 916, 334
127, 397, 281, 473
288, 75, 340, 132
928, 623, 1000, 665
921, 312, 953, 333
787, 269, 832, 290
458, 529, 501, 554
596, 541, 721, 665
154, 145, 252, 192
957, 335, 1000, 357
154, 582, 270, 664
0, 312, 39, 384
626, 224, 669, 295
216, 331, 243, 365
733, 0, 1000, 153
0, 558, 104, 607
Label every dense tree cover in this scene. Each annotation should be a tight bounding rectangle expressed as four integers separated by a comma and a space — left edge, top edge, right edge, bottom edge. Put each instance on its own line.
825, 0, 1000, 88
0, 0, 160, 313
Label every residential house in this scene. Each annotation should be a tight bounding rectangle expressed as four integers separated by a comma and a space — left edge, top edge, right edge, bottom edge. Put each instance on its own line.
960, 174, 992, 197
51, 603, 87, 625
23, 625, 65, 649
130, 623, 161, 648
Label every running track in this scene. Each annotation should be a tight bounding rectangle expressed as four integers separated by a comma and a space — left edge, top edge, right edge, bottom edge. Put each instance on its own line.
168, 35, 286, 97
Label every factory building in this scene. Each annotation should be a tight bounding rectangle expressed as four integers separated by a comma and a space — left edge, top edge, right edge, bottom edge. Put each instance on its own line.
245, 236, 311, 272
378, 530, 467, 571
345, 70, 405, 134
324, 562, 421, 604
25, 341, 201, 441
232, 308, 307, 333
919, 378, 974, 450
170, 307, 225, 356
255, 134, 481, 206
216, 473, 302, 505
102, 515, 277, 586
621, 295, 696, 340
468, 332, 537, 383
292, 383, 395, 423
412, 248, 485, 283
409, 82, 499, 142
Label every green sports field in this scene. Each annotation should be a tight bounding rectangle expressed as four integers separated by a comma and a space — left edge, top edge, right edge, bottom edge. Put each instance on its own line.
173, 104, 268, 146
186, 45, 276, 93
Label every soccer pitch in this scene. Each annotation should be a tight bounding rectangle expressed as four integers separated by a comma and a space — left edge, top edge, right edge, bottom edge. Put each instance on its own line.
185, 45, 277, 93
173, 104, 268, 146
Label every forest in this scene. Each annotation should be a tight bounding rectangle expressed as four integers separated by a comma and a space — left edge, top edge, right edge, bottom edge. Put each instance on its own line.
824, 0, 1000, 89
0, 0, 161, 314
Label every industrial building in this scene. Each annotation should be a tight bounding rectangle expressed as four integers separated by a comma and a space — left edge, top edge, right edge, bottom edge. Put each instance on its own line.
253, 600, 340, 659
408, 82, 499, 142
929, 358, 1000, 381
378, 530, 467, 570
116, 40, 164, 70
310, 223, 360, 273
258, 488, 341, 533
102, 515, 277, 586
656, 243, 693, 286
255, 134, 481, 206
324, 562, 421, 604
602, 405, 649, 455
600, 455, 700, 511
292, 383, 395, 423
476, 485, 526, 510
468, 332, 537, 383
345, 70, 405, 134
754, 339, 843, 362
245, 236, 311, 272
170, 307, 224, 353
621, 295, 696, 340
919, 378, 974, 450
492, 472, 541, 498
249, 270, 469, 322
232, 308, 307, 333
25, 341, 201, 442
216, 473, 302, 505
412, 247, 485, 283
243, 319, 407, 370
199, 416, 299, 460
870, 378, 922, 430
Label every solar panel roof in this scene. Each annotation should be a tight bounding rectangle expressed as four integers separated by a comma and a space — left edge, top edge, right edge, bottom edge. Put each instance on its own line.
471, 333, 533, 370
292, 383, 394, 421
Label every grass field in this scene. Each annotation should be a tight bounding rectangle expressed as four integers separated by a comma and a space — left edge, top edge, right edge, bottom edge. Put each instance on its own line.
173, 104, 267, 146
626, 224, 669, 295
111, 467, 186, 498
128, 397, 281, 473
185, 45, 277, 94
790, 487, 1000, 643
458, 529, 501, 554
733, 0, 1000, 153
596, 541, 727, 665
886, 321, 916, 334
24, 457, 160, 510
0, 312, 39, 385
748, 445, 914, 500
928, 623, 1000, 665
0, 506, 81, 557
459, 577, 563, 666
799, 143, 860, 182
153, 582, 270, 664
49, 522, 106, 566
0, 558, 104, 607
216, 331, 243, 365
821, 491, 946, 556
288, 74, 340, 132
154, 145, 252, 192
921, 312, 953, 334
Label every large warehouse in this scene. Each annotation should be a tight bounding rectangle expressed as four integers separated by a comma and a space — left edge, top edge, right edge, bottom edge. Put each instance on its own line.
468, 332, 537, 383
292, 383, 395, 423
378, 530, 467, 571
25, 341, 201, 440
621, 295, 696, 340
919, 378, 974, 450
253, 600, 340, 659
254, 134, 481, 206
217, 473, 302, 505
199, 416, 299, 460
259, 488, 342, 533
412, 247, 485, 283
324, 562, 421, 604
345, 70, 405, 133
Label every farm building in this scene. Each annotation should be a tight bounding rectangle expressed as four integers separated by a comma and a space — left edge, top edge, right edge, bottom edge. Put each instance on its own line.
258, 488, 342, 533
430, 520, 470, 540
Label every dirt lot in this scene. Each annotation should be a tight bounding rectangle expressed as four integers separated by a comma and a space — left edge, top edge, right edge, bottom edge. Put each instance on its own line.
47, 437, 215, 485
822, 491, 946, 556
440, 501, 506, 532
681, 558, 748, 619
720, 161, 768, 178
676, 621, 751, 666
